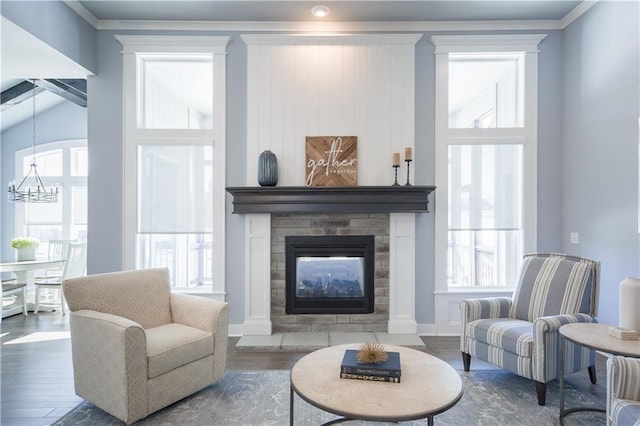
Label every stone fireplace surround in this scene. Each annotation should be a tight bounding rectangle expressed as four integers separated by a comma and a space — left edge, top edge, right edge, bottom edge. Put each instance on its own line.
271, 213, 389, 333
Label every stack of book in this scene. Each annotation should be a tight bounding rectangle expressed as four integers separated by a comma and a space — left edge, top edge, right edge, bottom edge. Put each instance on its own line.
339, 349, 401, 383
608, 326, 639, 340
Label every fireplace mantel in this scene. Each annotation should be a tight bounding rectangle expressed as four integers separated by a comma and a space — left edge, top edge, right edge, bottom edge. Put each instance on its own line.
226, 186, 436, 214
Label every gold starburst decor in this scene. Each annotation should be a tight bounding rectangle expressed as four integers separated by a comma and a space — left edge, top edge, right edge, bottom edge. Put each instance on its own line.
357, 342, 389, 364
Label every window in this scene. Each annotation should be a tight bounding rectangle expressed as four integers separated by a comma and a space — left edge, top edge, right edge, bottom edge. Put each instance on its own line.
14, 140, 88, 257
432, 35, 545, 290
137, 145, 213, 289
118, 36, 229, 298
449, 53, 523, 129
139, 55, 213, 129
448, 144, 522, 287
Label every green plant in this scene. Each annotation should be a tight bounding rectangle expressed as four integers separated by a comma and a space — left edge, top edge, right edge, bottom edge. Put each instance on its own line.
11, 237, 40, 249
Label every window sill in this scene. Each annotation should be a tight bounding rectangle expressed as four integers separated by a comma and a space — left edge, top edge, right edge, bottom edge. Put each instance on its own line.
434, 288, 513, 296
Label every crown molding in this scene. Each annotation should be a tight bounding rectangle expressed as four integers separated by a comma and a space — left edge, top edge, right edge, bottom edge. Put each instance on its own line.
63, 0, 99, 28
95, 19, 565, 32
560, 0, 599, 29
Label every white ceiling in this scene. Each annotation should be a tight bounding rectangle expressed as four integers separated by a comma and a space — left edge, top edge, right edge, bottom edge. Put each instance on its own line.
76, 0, 584, 23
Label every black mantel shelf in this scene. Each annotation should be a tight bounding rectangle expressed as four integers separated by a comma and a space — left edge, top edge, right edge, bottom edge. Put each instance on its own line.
226, 186, 436, 214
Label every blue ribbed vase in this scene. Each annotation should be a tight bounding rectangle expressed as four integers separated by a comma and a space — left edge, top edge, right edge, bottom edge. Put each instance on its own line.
258, 150, 278, 186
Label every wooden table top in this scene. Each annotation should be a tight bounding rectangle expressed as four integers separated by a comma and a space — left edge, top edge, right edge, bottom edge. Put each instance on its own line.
290, 343, 463, 422
560, 323, 640, 358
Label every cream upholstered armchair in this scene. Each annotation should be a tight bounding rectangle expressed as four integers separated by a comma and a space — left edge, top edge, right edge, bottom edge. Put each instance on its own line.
607, 356, 640, 425
460, 253, 600, 406
63, 268, 229, 424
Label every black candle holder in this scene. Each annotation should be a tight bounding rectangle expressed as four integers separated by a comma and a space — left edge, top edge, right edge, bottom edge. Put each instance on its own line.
405, 159, 412, 186
392, 165, 400, 186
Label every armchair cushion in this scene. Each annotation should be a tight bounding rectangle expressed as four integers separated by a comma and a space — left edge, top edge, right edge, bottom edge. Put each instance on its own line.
466, 318, 533, 357
146, 323, 214, 379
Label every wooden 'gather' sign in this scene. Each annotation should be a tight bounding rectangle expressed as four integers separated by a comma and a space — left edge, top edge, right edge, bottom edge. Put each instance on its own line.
305, 136, 358, 187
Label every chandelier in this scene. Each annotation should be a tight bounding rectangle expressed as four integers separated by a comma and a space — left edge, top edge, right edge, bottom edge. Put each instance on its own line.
7, 80, 58, 203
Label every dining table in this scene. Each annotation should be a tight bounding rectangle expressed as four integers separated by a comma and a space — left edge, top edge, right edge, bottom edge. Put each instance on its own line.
1, 258, 66, 318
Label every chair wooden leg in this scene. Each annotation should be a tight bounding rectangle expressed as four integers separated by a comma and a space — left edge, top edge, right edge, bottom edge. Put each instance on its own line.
534, 381, 546, 406
588, 365, 597, 384
462, 352, 471, 372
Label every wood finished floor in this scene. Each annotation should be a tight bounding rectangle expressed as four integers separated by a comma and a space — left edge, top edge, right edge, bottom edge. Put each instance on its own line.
0, 311, 462, 426
1, 311, 605, 426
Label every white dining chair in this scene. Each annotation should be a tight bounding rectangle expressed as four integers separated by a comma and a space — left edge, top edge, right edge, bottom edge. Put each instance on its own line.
34, 240, 70, 280
34, 242, 87, 315
2, 280, 28, 317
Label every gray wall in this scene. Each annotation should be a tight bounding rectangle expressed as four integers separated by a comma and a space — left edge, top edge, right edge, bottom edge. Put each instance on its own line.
561, 0, 640, 325
85, 31, 125, 275
536, 30, 565, 252
3, 0, 638, 328
1, 102, 87, 262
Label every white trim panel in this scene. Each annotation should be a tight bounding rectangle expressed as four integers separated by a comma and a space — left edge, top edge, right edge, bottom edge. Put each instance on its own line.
389, 213, 417, 334
431, 34, 547, 53
243, 214, 272, 335
115, 35, 230, 53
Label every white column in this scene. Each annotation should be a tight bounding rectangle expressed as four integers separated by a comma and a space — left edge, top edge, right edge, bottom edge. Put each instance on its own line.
388, 213, 417, 334
243, 214, 272, 335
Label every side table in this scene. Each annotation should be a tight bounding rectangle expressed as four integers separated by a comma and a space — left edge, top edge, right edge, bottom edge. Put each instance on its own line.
559, 323, 640, 423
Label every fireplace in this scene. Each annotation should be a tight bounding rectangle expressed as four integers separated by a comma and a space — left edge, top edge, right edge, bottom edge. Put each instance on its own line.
285, 235, 375, 315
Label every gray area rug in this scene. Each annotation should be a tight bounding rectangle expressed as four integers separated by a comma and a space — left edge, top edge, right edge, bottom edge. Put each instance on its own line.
54, 370, 605, 425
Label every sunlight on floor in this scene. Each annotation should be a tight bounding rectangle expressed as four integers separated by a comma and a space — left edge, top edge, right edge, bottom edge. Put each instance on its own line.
3, 331, 70, 345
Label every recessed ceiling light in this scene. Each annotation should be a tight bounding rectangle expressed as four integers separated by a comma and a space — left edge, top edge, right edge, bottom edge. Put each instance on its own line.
311, 5, 330, 18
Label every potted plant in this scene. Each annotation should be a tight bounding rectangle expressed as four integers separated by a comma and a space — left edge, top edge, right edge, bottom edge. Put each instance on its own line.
11, 237, 40, 261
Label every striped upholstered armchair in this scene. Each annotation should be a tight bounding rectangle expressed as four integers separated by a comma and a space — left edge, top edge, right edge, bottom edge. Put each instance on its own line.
607, 356, 640, 425
460, 253, 600, 406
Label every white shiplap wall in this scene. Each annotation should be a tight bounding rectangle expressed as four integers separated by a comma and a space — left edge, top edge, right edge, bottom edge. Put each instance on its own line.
240, 34, 422, 335
242, 34, 422, 186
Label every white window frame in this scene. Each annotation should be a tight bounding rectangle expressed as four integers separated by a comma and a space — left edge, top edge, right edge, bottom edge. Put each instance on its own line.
430, 34, 546, 334
117, 35, 229, 300
14, 139, 88, 244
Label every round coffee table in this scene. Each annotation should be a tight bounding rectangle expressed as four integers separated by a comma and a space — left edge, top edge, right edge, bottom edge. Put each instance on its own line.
289, 343, 463, 425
